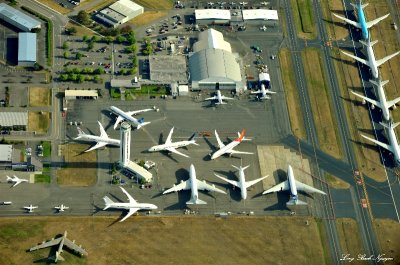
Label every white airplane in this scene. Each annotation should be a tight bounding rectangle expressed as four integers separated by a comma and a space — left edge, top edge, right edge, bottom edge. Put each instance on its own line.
260, 1, 269, 6
214, 165, 268, 200
205, 90, 234, 105
210, 129, 253, 160
351, 79, 400, 121
103, 187, 158, 222
259, 25, 267, 31
109, 106, 153, 129
340, 37, 400, 78
24, 205, 38, 213
163, 164, 226, 204
75, 121, 120, 152
54, 204, 69, 212
262, 165, 326, 205
239, 2, 248, 6
251, 83, 276, 100
361, 121, 400, 166
148, 127, 198, 158
7, 175, 28, 187
29, 231, 88, 262
332, 1, 389, 40
207, 2, 214, 6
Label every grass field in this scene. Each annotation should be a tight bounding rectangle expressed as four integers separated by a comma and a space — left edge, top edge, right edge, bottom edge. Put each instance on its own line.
0, 216, 326, 265
87, 0, 116, 14
65, 21, 97, 37
34, 174, 51, 184
135, 85, 168, 96
291, 0, 317, 39
326, 174, 350, 189
110, 88, 121, 99
336, 218, 365, 264
29, 87, 51, 107
129, 11, 168, 27
57, 144, 97, 187
132, 0, 173, 9
279, 48, 306, 140
42, 141, 51, 158
301, 48, 343, 159
37, 0, 70, 14
374, 219, 400, 264
320, 0, 349, 41
28, 112, 50, 134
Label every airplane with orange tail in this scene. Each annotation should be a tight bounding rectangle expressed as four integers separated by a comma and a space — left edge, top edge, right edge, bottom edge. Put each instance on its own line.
210, 129, 253, 160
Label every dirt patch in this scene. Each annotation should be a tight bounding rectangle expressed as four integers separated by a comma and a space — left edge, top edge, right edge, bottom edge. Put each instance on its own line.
29, 87, 50, 107
302, 48, 343, 159
374, 219, 400, 264
129, 11, 168, 27
279, 48, 307, 140
132, 0, 173, 9
65, 21, 98, 37
326, 174, 350, 189
57, 144, 97, 187
86, 0, 117, 14
28, 112, 50, 134
336, 218, 365, 264
320, 0, 349, 40
0, 216, 326, 265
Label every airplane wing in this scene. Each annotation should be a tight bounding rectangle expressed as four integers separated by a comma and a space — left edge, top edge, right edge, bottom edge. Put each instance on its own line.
245, 175, 269, 189
84, 142, 107, 153
350, 91, 381, 108
262, 180, 289, 194
166, 147, 189, 158
165, 127, 174, 144
126, 109, 153, 116
114, 116, 124, 129
214, 173, 239, 188
220, 95, 234, 100
332, 13, 360, 28
265, 90, 276, 94
214, 130, 225, 149
63, 238, 88, 256
365, 14, 390, 29
228, 149, 254, 155
12, 180, 22, 187
250, 90, 261, 94
120, 208, 139, 222
29, 238, 63, 251
196, 179, 226, 194
387, 97, 400, 109
120, 187, 137, 204
97, 121, 108, 139
205, 96, 217, 101
163, 180, 191, 194
340, 51, 369, 66
295, 180, 326, 195
360, 134, 394, 153
376, 51, 400, 67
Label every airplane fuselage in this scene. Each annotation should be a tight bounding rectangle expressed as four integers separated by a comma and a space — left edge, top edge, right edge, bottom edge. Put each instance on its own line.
376, 82, 391, 120
110, 106, 140, 127
189, 164, 199, 202
387, 126, 400, 165
216, 90, 223, 104
366, 44, 379, 78
357, 3, 369, 40
148, 140, 195, 152
287, 165, 299, 203
238, 168, 247, 200
79, 135, 120, 146
107, 202, 157, 211
211, 140, 240, 160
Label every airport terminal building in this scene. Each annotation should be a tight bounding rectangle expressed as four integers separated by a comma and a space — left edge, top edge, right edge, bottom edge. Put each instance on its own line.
95, 0, 143, 28
189, 29, 244, 91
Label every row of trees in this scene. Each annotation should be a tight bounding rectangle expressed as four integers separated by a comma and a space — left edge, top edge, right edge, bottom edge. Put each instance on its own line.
142, 38, 153, 56
64, 67, 105, 75
59, 73, 103, 83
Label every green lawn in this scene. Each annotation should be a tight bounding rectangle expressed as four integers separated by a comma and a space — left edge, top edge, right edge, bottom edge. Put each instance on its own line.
42, 141, 51, 158
34, 174, 51, 184
135, 85, 168, 95
110, 88, 121, 99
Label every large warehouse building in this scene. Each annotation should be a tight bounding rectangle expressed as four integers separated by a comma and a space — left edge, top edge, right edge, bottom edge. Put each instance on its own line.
195, 9, 231, 25
0, 3, 41, 32
242, 9, 279, 25
95, 0, 143, 28
0, 112, 28, 130
189, 29, 244, 91
18, 32, 36, 66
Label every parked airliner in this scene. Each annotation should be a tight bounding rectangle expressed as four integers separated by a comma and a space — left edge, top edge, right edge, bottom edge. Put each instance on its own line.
109, 106, 153, 129
75, 121, 120, 152
210, 129, 253, 160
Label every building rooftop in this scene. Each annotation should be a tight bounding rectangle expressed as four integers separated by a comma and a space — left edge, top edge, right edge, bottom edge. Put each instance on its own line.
124, 161, 152, 182
18, 32, 36, 63
0, 3, 41, 31
193, 29, 232, 53
64, 90, 98, 97
242, 9, 279, 20
109, 0, 143, 17
0, 112, 28, 126
0, 145, 12, 162
195, 9, 231, 20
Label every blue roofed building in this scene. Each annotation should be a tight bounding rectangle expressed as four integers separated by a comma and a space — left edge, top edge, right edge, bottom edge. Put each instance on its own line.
18, 32, 36, 66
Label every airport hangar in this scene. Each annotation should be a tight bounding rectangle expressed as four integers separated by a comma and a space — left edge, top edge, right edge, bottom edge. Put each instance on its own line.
195, 9, 278, 26
95, 0, 144, 28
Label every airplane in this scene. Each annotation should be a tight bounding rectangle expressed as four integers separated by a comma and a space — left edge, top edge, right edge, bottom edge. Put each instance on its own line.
340, 37, 400, 79
54, 204, 69, 212
1, 201, 12, 205
239, 2, 248, 6
210, 129, 253, 160
251, 83, 276, 100
259, 25, 267, 31
205, 90, 234, 105
332, 0, 389, 40
7, 175, 28, 187
29, 231, 88, 262
24, 205, 38, 213
148, 127, 199, 158
262, 165, 326, 205
103, 187, 158, 222
260, 1, 269, 6
351, 79, 400, 121
361, 121, 400, 166
163, 164, 226, 204
207, 2, 214, 6
75, 121, 120, 152
109, 106, 153, 130
214, 165, 268, 200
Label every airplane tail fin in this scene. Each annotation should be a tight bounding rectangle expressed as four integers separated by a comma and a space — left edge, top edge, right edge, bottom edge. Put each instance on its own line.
370, 79, 389, 88
360, 37, 377, 47
75, 127, 86, 138
188, 132, 198, 145
103, 196, 114, 210
215, 101, 227, 105
237, 132, 252, 141
235, 128, 247, 142
286, 197, 307, 206
186, 198, 207, 205
350, 1, 368, 9
51, 251, 65, 262
6, 176, 11, 181
137, 119, 151, 129
380, 120, 400, 129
